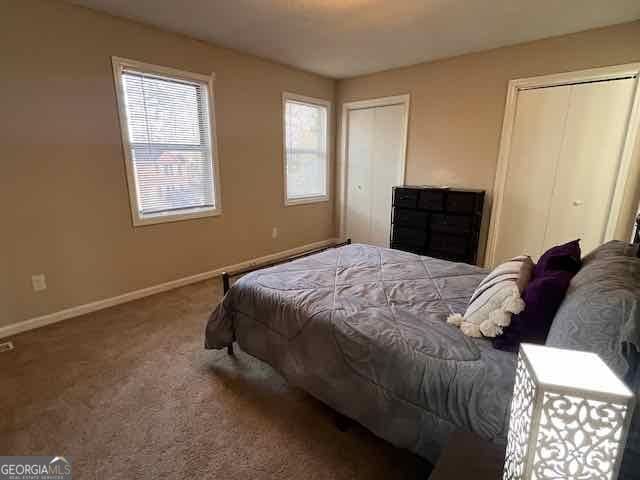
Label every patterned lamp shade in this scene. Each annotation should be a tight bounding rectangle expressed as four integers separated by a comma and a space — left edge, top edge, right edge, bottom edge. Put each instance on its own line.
503, 344, 635, 480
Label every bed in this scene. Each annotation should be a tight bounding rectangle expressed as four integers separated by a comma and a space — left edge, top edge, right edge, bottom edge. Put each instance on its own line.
205, 239, 640, 477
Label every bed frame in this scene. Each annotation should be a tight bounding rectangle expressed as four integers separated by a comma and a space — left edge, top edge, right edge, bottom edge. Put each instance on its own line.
220, 238, 352, 355
634, 214, 640, 254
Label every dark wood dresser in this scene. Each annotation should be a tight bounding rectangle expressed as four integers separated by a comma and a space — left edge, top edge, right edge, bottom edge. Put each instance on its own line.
391, 186, 484, 264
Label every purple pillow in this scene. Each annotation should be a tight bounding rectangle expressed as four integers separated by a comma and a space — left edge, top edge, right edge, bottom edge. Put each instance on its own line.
493, 240, 581, 352
534, 239, 582, 275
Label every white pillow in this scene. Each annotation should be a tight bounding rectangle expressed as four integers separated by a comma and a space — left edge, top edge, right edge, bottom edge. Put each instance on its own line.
447, 256, 534, 338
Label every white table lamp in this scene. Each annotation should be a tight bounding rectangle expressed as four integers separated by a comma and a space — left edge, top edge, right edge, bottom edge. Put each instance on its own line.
503, 343, 635, 480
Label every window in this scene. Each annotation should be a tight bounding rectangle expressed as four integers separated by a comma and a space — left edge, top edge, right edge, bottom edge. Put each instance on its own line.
112, 57, 221, 226
283, 93, 330, 205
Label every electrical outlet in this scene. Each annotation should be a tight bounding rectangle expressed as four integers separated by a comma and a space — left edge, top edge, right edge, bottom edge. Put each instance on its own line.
0, 341, 14, 353
31, 274, 47, 292
272, 227, 278, 239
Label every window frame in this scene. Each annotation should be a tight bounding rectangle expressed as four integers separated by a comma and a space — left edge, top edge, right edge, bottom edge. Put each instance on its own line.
111, 56, 222, 226
282, 92, 331, 206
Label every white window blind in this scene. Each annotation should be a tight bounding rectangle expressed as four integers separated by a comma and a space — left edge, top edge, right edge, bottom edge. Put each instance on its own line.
113, 58, 220, 225
283, 94, 329, 204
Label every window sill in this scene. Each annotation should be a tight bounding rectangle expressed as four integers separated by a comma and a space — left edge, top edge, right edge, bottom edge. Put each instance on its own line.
132, 206, 221, 227
285, 196, 329, 207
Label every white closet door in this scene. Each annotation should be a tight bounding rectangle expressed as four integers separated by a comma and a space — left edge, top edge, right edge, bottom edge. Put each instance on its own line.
345, 104, 406, 246
369, 104, 406, 246
543, 78, 635, 254
346, 108, 374, 244
493, 86, 571, 263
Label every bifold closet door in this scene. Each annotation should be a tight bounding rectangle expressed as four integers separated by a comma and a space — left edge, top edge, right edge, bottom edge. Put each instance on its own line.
345, 108, 374, 246
345, 104, 405, 246
493, 78, 635, 263
493, 86, 571, 263
543, 78, 635, 254
369, 104, 406, 246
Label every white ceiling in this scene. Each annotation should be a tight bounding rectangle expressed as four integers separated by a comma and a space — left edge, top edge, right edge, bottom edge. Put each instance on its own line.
68, 0, 640, 79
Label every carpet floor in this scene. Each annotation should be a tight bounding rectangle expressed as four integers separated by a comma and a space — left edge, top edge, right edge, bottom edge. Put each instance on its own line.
0, 278, 430, 479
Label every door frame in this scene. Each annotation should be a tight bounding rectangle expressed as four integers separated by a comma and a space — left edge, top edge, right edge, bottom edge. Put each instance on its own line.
337, 94, 411, 241
485, 63, 640, 267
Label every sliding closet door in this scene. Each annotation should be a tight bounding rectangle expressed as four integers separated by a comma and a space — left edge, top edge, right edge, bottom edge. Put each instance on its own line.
493, 86, 571, 263
543, 78, 635, 254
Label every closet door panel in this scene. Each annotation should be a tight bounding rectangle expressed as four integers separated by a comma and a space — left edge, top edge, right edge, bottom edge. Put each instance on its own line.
543, 78, 635, 254
494, 86, 571, 263
370, 104, 406, 247
346, 108, 375, 244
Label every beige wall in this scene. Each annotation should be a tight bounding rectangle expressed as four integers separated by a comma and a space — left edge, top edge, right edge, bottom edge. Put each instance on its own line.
337, 20, 640, 264
3, 1, 640, 330
1, 0, 336, 327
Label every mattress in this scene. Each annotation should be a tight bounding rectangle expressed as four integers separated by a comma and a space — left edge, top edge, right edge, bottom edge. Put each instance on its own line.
205, 243, 517, 461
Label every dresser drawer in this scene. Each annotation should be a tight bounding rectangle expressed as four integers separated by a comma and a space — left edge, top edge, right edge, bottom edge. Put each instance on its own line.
394, 208, 428, 228
391, 242, 425, 255
430, 214, 472, 233
429, 251, 468, 263
428, 232, 469, 256
393, 226, 427, 247
394, 188, 418, 208
418, 190, 445, 211
445, 192, 477, 213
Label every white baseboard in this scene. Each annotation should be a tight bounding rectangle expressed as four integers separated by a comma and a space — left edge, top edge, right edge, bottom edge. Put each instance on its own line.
0, 238, 339, 339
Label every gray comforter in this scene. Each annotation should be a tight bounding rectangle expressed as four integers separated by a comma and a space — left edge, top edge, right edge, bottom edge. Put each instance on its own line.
205, 243, 517, 461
